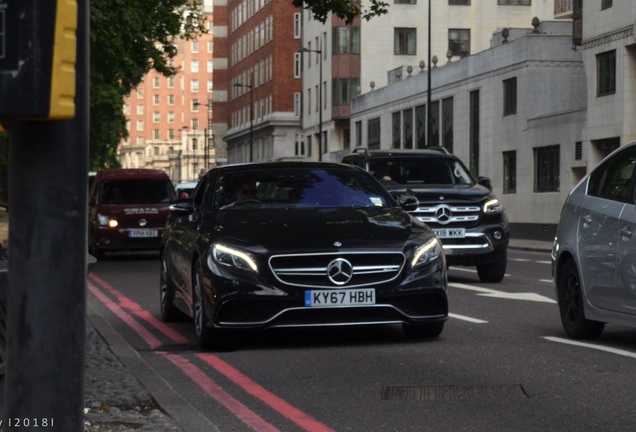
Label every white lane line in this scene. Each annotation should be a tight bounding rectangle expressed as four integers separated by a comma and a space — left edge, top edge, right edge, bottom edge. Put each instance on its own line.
449, 267, 511, 278
539, 279, 553, 284
449, 282, 556, 304
536, 260, 551, 265
543, 336, 636, 360
449, 313, 488, 324
510, 258, 531, 262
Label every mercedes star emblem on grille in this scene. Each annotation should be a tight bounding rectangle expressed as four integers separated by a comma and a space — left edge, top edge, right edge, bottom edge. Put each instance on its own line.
327, 258, 353, 285
138, 218, 148, 227
435, 206, 453, 225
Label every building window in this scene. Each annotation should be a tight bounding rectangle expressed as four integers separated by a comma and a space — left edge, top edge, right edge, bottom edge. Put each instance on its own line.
168, 112, 175, 123
191, 80, 199, 92
153, 95, 160, 106
137, 105, 144, 115
403, 108, 413, 149
153, 112, 160, 123
168, 94, 175, 105
167, 77, 174, 88
442, 97, 454, 153
294, 92, 301, 117
416, 105, 426, 148
601, 0, 612, 10
153, 129, 160, 140
503, 77, 517, 116
168, 129, 175, 139
429, 100, 439, 147
449, 0, 470, 4
395, 0, 416, 4
503, 151, 516, 194
368, 118, 381, 149
332, 78, 359, 106
392, 112, 401, 149
192, 99, 199, 111
153, 77, 160, 88
575, 141, 582, 160
294, 13, 301, 38
355, 121, 362, 147
597, 50, 616, 96
394, 28, 416, 55
534, 145, 560, 193
136, 120, 144, 131
192, 41, 199, 53
192, 118, 199, 130
448, 29, 470, 57
497, 0, 530, 5
294, 52, 301, 78
333, 27, 360, 54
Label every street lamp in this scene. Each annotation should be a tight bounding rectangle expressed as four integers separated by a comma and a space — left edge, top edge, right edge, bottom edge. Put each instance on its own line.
427, 0, 432, 148
193, 99, 213, 169
233, 73, 254, 162
298, 46, 323, 161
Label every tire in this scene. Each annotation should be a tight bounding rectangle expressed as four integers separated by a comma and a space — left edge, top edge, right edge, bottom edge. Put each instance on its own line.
159, 255, 185, 322
192, 260, 231, 350
557, 258, 604, 339
477, 249, 507, 283
403, 321, 445, 339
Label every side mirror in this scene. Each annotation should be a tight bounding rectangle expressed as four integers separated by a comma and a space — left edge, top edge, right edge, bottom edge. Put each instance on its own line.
396, 194, 419, 212
478, 176, 492, 191
169, 199, 195, 215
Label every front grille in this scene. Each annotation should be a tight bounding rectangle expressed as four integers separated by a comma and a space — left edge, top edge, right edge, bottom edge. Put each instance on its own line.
269, 252, 405, 288
413, 204, 480, 228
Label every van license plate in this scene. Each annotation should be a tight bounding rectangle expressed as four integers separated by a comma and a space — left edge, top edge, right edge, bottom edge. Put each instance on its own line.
433, 228, 465, 238
129, 229, 158, 238
304, 289, 375, 307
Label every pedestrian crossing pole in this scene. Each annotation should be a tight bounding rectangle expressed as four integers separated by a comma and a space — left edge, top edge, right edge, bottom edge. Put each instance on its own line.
0, 0, 89, 430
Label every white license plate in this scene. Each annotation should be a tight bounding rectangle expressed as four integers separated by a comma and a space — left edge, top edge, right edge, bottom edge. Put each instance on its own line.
304, 288, 376, 307
433, 228, 465, 238
128, 229, 158, 238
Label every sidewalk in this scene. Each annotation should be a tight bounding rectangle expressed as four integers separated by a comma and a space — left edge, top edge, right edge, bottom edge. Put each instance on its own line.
82, 237, 553, 431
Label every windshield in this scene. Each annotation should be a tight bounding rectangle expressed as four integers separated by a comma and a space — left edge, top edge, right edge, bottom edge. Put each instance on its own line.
213, 166, 392, 210
100, 179, 176, 204
367, 157, 474, 186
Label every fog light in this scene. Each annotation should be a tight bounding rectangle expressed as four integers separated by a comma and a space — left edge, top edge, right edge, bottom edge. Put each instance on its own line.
493, 230, 502, 241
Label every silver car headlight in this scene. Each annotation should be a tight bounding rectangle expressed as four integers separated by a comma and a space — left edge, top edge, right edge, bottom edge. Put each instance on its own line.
411, 237, 442, 269
484, 199, 503, 214
211, 243, 258, 272
97, 213, 118, 228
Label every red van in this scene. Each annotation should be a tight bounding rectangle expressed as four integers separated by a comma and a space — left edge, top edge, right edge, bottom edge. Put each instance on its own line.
89, 169, 176, 259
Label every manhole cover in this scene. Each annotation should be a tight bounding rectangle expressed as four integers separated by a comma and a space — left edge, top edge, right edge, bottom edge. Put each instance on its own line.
382, 385, 528, 401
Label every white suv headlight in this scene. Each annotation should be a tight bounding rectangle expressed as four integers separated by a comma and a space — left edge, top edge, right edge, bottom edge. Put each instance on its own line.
484, 199, 502, 214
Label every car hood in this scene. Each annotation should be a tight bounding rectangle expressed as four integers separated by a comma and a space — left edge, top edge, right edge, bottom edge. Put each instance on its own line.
385, 184, 492, 204
214, 207, 428, 250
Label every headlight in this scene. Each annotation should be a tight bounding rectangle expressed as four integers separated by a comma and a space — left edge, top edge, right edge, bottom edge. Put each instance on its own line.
411, 237, 442, 269
212, 243, 258, 272
97, 213, 118, 228
483, 199, 502, 214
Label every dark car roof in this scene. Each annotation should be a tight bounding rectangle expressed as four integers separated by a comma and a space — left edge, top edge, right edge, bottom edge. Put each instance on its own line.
345, 147, 452, 160
211, 161, 359, 173
95, 168, 171, 181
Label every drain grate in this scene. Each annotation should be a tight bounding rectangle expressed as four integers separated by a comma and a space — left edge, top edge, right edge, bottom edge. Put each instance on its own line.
382, 385, 528, 401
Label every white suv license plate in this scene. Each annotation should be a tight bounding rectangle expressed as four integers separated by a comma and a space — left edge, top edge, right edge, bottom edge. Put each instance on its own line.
304, 288, 376, 307
128, 229, 158, 238
433, 228, 465, 239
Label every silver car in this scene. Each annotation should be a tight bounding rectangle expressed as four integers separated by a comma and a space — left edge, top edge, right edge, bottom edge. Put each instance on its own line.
552, 141, 636, 339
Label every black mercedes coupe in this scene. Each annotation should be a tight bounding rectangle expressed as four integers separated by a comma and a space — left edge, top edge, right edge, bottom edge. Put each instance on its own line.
160, 161, 448, 349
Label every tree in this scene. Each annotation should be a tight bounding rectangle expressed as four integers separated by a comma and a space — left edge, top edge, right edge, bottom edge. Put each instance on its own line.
296, 0, 389, 24
89, 0, 206, 169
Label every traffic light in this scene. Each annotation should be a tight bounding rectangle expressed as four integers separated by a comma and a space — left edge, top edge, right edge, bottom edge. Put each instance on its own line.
0, 0, 78, 131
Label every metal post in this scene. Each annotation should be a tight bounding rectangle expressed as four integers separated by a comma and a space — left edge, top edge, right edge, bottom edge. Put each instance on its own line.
427, 0, 432, 148
318, 48, 323, 161
4, 0, 89, 429
249, 73, 254, 162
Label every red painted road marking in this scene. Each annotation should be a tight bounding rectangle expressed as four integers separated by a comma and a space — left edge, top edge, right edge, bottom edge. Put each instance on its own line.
89, 273, 334, 432
198, 353, 335, 432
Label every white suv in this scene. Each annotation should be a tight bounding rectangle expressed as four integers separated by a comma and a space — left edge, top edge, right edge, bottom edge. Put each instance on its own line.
552, 140, 636, 339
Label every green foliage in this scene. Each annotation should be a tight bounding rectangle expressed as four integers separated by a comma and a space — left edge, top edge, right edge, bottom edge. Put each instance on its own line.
294, 0, 389, 24
89, 0, 206, 170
